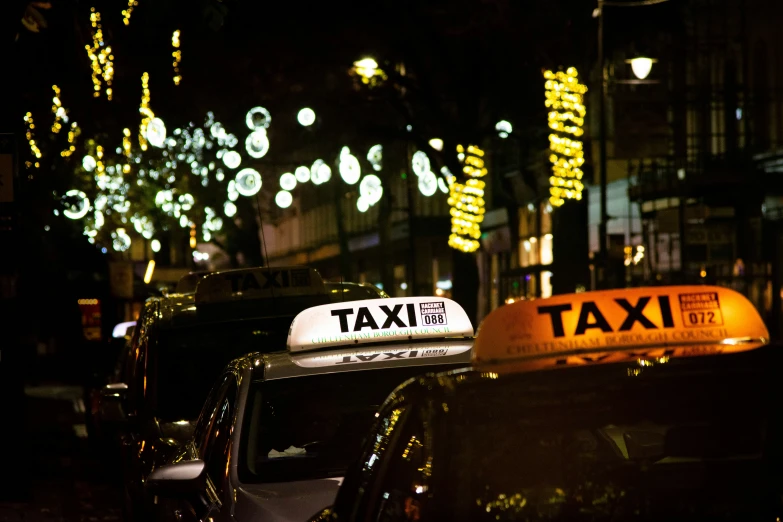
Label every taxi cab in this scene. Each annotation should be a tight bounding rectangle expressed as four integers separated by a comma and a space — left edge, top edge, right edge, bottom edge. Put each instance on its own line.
312, 286, 783, 522
99, 266, 384, 522
144, 295, 474, 522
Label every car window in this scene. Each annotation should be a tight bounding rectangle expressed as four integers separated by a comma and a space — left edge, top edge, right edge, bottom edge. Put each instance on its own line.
239, 364, 463, 485
366, 408, 432, 522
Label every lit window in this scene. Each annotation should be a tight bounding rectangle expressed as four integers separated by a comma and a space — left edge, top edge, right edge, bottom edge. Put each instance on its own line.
541, 234, 553, 265
542, 271, 553, 298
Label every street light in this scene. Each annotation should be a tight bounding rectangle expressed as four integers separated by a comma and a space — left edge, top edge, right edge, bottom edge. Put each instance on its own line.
596, 0, 669, 289
629, 56, 656, 80
351, 57, 387, 85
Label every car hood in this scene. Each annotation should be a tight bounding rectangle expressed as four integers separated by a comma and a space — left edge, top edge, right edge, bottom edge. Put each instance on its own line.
233, 478, 342, 522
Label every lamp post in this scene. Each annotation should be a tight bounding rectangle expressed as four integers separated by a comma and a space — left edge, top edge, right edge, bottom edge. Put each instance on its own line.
595, 0, 667, 289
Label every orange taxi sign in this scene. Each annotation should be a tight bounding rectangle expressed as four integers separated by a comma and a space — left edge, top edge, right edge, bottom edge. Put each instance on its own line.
473, 285, 769, 371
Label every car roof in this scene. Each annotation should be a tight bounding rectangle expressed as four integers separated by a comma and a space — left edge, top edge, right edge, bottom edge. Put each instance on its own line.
233, 338, 473, 382
379, 343, 783, 412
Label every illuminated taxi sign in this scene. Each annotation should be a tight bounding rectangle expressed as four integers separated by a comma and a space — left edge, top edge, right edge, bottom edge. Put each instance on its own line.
195, 266, 325, 305
287, 297, 474, 353
473, 285, 769, 369
291, 342, 472, 368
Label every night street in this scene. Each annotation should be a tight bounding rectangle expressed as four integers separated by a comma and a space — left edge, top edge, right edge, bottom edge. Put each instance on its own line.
0, 386, 121, 521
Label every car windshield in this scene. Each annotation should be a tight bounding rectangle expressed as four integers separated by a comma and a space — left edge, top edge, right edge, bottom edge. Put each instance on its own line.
154, 317, 293, 421
239, 364, 465, 484
445, 350, 782, 522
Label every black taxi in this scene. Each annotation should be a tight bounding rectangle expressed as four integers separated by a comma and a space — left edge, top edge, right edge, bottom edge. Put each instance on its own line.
312, 285, 783, 522
96, 266, 382, 522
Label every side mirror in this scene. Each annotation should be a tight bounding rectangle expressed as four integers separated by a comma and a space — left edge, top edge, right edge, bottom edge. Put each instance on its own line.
99, 382, 128, 424
146, 460, 206, 497
308, 507, 336, 522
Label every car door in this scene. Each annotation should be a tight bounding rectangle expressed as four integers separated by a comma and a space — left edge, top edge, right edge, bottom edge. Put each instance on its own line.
173, 373, 239, 522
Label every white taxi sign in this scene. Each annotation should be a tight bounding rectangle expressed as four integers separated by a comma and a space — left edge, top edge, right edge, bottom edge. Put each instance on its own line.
195, 266, 325, 305
474, 285, 769, 371
287, 296, 474, 353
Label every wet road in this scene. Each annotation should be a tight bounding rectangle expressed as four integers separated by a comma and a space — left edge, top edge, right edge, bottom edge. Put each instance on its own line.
0, 385, 122, 522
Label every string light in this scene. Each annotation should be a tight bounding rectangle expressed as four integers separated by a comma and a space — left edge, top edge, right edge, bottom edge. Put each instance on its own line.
544, 67, 587, 206
172, 30, 182, 85
61, 122, 81, 158
51, 86, 65, 133
85, 8, 114, 100
122, 0, 138, 25
448, 145, 486, 253
23, 112, 42, 167
139, 72, 153, 151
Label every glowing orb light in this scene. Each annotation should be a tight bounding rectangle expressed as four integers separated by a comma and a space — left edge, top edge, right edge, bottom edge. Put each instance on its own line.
418, 171, 438, 197
245, 129, 270, 159
146, 117, 167, 148
224, 201, 237, 217
357, 197, 369, 213
246, 106, 271, 130
295, 166, 310, 183
496, 120, 512, 138
338, 147, 361, 185
275, 190, 293, 209
235, 168, 262, 196
82, 155, 97, 172
359, 174, 383, 205
280, 172, 297, 191
63, 190, 90, 219
310, 159, 331, 185
151, 239, 161, 252
297, 108, 316, 127
412, 151, 430, 177
223, 150, 241, 169
367, 144, 383, 172
438, 176, 449, 194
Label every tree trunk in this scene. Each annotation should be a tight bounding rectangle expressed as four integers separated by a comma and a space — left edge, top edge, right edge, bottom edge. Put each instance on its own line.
333, 182, 353, 281
451, 250, 479, 330
377, 178, 395, 294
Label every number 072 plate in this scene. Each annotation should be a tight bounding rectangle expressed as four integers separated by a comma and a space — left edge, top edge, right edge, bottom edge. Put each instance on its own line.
678, 292, 725, 327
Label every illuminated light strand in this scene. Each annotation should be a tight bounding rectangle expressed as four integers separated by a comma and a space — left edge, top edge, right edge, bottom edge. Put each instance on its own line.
172, 30, 182, 85
544, 67, 587, 206
85, 8, 114, 100
139, 72, 153, 151
61, 122, 81, 157
51, 85, 64, 133
122, 0, 138, 25
448, 145, 486, 253
23, 112, 42, 167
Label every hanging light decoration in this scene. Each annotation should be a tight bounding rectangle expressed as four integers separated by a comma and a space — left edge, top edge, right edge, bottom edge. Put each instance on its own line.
224, 201, 237, 218
223, 150, 242, 169
122, 0, 138, 25
356, 197, 369, 213
310, 159, 331, 185
418, 171, 438, 197
367, 144, 383, 171
23, 112, 41, 167
275, 190, 293, 209
235, 168, 262, 196
495, 120, 513, 138
544, 67, 587, 206
359, 174, 383, 205
63, 190, 90, 219
411, 151, 430, 177
111, 228, 132, 252
146, 117, 167, 148
245, 129, 269, 158
172, 30, 182, 85
280, 172, 297, 191
295, 166, 311, 183
338, 146, 361, 185
297, 108, 316, 126
85, 8, 114, 100
139, 72, 153, 151
448, 145, 487, 253
245, 106, 271, 130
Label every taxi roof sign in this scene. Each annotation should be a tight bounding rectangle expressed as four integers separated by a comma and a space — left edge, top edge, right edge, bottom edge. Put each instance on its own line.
287, 296, 474, 353
474, 285, 769, 371
176, 271, 211, 294
194, 266, 325, 305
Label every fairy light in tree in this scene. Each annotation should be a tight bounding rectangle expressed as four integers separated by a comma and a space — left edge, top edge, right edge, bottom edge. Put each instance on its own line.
139, 72, 153, 151
51, 85, 68, 133
448, 145, 487, 253
23, 112, 41, 167
544, 67, 587, 206
122, 0, 138, 25
61, 122, 81, 157
85, 8, 114, 100
172, 30, 182, 85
